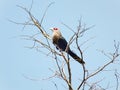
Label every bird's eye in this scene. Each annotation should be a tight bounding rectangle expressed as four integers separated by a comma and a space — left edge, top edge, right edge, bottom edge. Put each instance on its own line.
54, 28, 58, 30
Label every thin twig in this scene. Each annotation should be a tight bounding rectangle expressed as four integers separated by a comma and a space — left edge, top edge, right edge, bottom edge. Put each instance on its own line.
115, 70, 119, 90
40, 2, 55, 25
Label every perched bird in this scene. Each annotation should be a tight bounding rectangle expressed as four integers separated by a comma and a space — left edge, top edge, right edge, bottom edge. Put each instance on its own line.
50, 27, 85, 64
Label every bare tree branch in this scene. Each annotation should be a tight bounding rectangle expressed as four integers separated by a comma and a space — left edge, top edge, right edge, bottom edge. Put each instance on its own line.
14, 2, 120, 90
115, 70, 119, 90
84, 41, 120, 89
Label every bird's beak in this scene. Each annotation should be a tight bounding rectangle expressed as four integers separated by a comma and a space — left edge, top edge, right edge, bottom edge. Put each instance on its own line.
49, 28, 53, 31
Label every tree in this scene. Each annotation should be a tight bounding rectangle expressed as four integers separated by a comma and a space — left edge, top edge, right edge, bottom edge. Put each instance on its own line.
11, 2, 120, 90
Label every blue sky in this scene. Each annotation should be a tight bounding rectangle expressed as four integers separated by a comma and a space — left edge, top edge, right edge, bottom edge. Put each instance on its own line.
0, 0, 120, 90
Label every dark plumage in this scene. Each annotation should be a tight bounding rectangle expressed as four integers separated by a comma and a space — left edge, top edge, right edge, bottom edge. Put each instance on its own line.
50, 27, 85, 64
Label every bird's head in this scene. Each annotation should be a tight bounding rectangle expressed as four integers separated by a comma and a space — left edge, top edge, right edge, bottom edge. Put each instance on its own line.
50, 27, 62, 37
50, 27, 59, 31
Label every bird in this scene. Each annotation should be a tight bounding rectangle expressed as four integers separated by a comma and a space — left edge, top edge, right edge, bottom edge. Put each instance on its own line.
50, 27, 85, 64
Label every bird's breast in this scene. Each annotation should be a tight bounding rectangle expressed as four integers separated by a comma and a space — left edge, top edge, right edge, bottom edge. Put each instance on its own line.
52, 35, 60, 44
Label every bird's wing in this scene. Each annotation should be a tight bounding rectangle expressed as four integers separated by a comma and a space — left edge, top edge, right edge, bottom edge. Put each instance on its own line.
57, 37, 68, 51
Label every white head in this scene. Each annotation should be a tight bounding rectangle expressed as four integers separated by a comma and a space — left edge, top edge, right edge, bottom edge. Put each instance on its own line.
50, 27, 62, 37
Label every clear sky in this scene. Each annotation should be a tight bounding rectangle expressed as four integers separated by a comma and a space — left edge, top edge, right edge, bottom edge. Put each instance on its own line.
0, 0, 120, 90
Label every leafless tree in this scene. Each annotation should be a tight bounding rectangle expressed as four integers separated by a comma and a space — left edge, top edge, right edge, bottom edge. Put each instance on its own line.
10, 2, 120, 90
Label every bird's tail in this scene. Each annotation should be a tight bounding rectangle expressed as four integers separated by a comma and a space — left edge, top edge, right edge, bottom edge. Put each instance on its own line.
68, 50, 85, 64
